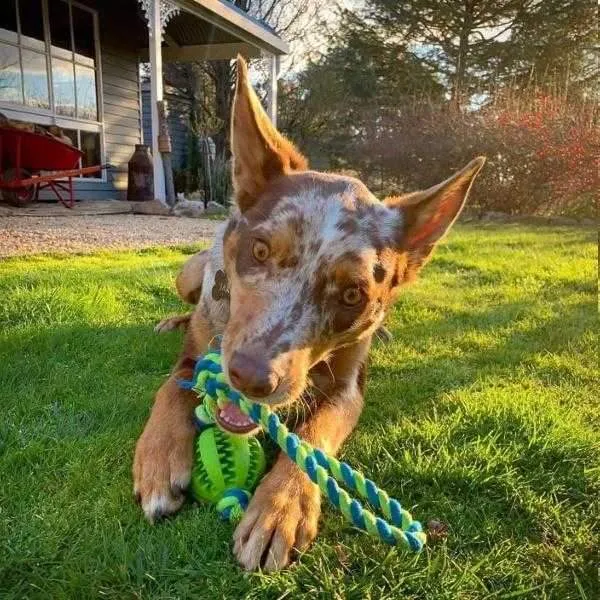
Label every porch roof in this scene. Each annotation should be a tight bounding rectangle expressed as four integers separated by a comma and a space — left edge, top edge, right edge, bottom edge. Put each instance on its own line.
160, 0, 288, 60
134, 1, 287, 62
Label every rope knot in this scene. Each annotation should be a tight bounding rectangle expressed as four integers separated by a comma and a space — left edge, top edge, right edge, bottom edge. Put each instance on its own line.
216, 488, 251, 524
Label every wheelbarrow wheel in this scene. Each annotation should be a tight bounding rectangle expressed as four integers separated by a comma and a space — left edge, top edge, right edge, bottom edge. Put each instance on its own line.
1, 168, 35, 206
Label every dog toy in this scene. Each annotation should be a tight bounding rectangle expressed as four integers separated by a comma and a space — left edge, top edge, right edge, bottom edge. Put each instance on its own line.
191, 425, 265, 523
180, 343, 426, 551
187, 371, 266, 523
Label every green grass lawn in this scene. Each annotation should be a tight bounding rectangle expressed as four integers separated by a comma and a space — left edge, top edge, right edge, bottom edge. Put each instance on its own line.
0, 224, 597, 600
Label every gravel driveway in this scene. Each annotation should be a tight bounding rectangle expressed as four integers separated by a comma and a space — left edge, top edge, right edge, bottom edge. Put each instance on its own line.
0, 214, 221, 257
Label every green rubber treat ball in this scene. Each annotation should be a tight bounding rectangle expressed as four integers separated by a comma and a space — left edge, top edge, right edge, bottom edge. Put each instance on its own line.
191, 426, 266, 523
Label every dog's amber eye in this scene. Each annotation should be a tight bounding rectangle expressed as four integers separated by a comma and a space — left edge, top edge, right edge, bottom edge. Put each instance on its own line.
341, 286, 362, 307
252, 240, 270, 263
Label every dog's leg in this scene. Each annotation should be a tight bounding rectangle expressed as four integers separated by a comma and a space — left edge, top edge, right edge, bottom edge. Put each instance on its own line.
132, 373, 197, 521
133, 316, 213, 521
233, 362, 365, 571
154, 313, 192, 334
153, 249, 209, 334
176, 250, 208, 304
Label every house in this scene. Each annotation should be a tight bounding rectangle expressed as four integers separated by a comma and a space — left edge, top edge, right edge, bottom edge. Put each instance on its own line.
0, 0, 287, 202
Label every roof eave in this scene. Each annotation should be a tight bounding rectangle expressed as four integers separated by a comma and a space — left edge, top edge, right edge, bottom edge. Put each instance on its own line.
175, 0, 289, 55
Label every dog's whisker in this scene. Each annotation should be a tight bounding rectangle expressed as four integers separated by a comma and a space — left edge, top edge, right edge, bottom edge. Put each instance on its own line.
322, 359, 336, 387
292, 391, 313, 429
310, 382, 336, 404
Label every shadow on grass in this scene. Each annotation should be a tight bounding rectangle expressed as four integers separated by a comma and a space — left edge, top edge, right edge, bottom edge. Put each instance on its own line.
1, 322, 181, 444
369, 297, 595, 414
1, 320, 253, 597
2, 299, 596, 584
428, 255, 597, 295
361, 296, 597, 547
427, 257, 505, 285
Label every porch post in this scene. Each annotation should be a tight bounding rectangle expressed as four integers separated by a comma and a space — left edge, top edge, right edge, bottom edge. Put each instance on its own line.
149, 0, 166, 202
266, 54, 280, 127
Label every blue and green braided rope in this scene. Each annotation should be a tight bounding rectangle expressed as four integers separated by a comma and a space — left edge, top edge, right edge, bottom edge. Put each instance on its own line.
191, 351, 427, 552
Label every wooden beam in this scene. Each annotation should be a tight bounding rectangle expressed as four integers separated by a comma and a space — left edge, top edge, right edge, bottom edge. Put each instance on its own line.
140, 42, 261, 63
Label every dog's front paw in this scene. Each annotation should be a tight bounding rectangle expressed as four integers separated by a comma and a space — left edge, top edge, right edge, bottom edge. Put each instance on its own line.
133, 419, 195, 522
233, 461, 321, 571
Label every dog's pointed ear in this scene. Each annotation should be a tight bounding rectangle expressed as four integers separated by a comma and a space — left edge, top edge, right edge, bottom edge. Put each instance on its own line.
386, 157, 485, 278
231, 56, 308, 212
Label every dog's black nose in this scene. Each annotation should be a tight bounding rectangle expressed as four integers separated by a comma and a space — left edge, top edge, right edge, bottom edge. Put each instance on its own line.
228, 351, 280, 398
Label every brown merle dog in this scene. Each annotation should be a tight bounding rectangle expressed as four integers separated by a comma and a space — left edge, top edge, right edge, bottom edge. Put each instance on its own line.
133, 56, 485, 571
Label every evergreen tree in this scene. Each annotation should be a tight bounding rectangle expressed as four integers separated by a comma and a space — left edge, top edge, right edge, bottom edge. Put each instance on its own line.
366, 0, 596, 108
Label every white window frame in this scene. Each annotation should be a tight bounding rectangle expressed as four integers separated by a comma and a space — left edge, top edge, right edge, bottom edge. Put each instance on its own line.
0, 0, 106, 183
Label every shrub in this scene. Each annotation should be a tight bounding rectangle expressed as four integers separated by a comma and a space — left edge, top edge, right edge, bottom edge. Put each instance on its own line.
303, 90, 598, 218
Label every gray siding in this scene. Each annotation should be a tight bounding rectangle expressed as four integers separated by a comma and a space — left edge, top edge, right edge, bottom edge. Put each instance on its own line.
99, 50, 142, 198
62, 52, 140, 201
142, 87, 191, 171
69, 7, 142, 200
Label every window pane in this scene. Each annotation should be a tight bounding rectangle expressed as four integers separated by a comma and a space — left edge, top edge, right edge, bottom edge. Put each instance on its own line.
75, 64, 97, 120
49, 0, 72, 59
21, 48, 49, 109
80, 131, 102, 178
0, 1, 18, 44
0, 42, 23, 104
52, 57, 75, 116
57, 127, 78, 147
80, 131, 101, 176
19, 0, 45, 50
72, 6, 95, 63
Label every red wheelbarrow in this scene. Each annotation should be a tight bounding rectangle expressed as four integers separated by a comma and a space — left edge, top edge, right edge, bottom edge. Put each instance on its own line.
0, 127, 110, 208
